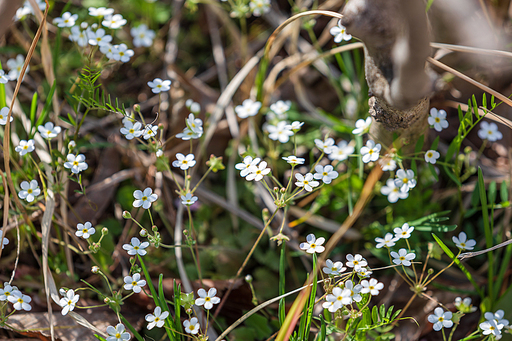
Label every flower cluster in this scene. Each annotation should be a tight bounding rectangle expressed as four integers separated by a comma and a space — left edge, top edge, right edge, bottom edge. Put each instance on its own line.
480, 309, 510, 339
375, 223, 416, 266
0, 282, 32, 311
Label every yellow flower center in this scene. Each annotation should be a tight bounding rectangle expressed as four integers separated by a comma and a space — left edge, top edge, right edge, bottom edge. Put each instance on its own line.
23, 145, 28, 150
304, 180, 309, 185
132, 281, 138, 286
403, 178, 408, 184
427, 152, 433, 157
17, 298, 23, 303
27, 189, 33, 194
399, 256, 405, 261
73, 161, 79, 166
115, 333, 121, 338
435, 117, 440, 123
155, 317, 160, 322
182, 160, 188, 164
134, 246, 140, 250
67, 299, 72, 305
205, 297, 211, 302
368, 150, 374, 154
129, 129, 135, 133
142, 196, 148, 201
310, 243, 316, 248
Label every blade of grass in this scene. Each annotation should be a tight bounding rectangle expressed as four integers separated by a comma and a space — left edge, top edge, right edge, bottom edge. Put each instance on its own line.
478, 168, 494, 302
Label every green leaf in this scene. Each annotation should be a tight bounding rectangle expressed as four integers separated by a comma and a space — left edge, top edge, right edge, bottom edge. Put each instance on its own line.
279, 242, 286, 327
428, 163, 439, 182
430, 136, 440, 151
35, 80, 57, 129
426, 0, 435, 11
488, 181, 497, 206
315, 315, 326, 341
407, 211, 457, 232
158, 274, 177, 340
500, 181, 508, 202
93, 335, 107, 341
470, 184, 480, 207
67, 113, 77, 126
372, 305, 379, 324
30, 92, 38, 128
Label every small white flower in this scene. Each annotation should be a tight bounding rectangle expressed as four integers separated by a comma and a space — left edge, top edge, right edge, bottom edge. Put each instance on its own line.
76, 222, 96, 239
59, 289, 79, 316
267, 121, 294, 143
235, 99, 261, 118
124, 273, 147, 293
195, 288, 221, 309
38, 122, 62, 139
315, 137, 335, 154
300, 234, 325, 254
186, 99, 201, 114
69, 26, 88, 47
102, 14, 127, 29
112, 44, 134, 63
106, 323, 131, 341
360, 140, 381, 163
15, 139, 35, 156
322, 259, 346, 276
328, 140, 355, 161
143, 124, 158, 140
0, 107, 13, 125
452, 232, 476, 251
145, 306, 169, 330
391, 248, 416, 266
425, 150, 440, 164
183, 317, 200, 334
285, 121, 304, 131
8, 291, 32, 311
375, 233, 399, 248
88, 7, 115, 17
330, 20, 352, 43
323, 287, 344, 312
360, 278, 384, 295
172, 153, 196, 170
64, 154, 88, 174
428, 108, 449, 132
0, 231, 8, 250
346, 254, 367, 269
18, 180, 40, 203
6, 55, 29, 81
341, 280, 363, 304
270, 100, 291, 117
380, 158, 397, 171
313, 164, 339, 184
131, 24, 155, 48
0, 283, 18, 301
133, 188, 158, 209
53, 12, 78, 27
176, 127, 201, 140
295, 173, 320, 192
88, 28, 112, 47
282, 155, 305, 165
478, 121, 503, 142
249, 0, 271, 16
484, 310, 509, 328
14, 6, 32, 21
120, 120, 143, 140
246, 161, 271, 181
352, 117, 371, 135
186, 114, 203, 134
181, 193, 198, 206
235, 156, 261, 177
454, 297, 477, 313
480, 319, 502, 339
394, 223, 414, 239
427, 307, 453, 331
0, 70, 10, 84
356, 267, 372, 278
394, 169, 417, 193
156, 149, 163, 157
147, 78, 171, 94
381, 178, 408, 203
100, 43, 116, 59
123, 237, 150, 256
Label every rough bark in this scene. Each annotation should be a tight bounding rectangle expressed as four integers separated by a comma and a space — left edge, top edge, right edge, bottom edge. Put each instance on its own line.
341, 0, 433, 147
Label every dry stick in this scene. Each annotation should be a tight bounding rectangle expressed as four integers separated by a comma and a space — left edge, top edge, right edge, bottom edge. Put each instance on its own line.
430, 42, 512, 59
458, 239, 512, 260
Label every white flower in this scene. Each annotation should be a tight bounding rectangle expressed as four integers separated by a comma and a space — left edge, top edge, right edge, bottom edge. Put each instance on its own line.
15, 6, 32, 21
38, 122, 62, 139
428, 108, 449, 132
69, 25, 88, 46
143, 124, 158, 140
330, 20, 352, 43
427, 307, 453, 331
391, 248, 416, 266
102, 14, 127, 29
282, 155, 305, 165
478, 121, 503, 142
246, 161, 271, 181
133, 188, 158, 209
341, 280, 363, 304
235, 156, 261, 177
452, 232, 476, 251
131, 24, 155, 48
425, 149, 440, 164
270, 100, 291, 116
300, 234, 325, 254
76, 222, 96, 239
146, 306, 169, 330
181, 193, 198, 206
323, 287, 344, 312
172, 153, 196, 170
195, 288, 221, 309
18, 180, 40, 203
394, 223, 414, 239
346, 254, 367, 269
123, 237, 150, 256
64, 154, 88, 174
480, 319, 502, 339
361, 140, 381, 163
59, 289, 79, 315
235, 99, 261, 118
156, 149, 163, 157
186, 114, 203, 135
176, 127, 201, 140
112, 44, 134, 63
267, 121, 294, 143
381, 178, 408, 203
147, 78, 171, 94
484, 310, 509, 328
380, 159, 397, 171
100, 43, 116, 59
360, 278, 384, 296
124, 273, 147, 293
8, 291, 32, 311
88, 7, 115, 17
184, 317, 200, 334
15, 139, 35, 156
88, 28, 112, 46
0, 283, 18, 301
454, 297, 477, 313
0, 107, 13, 125
106, 323, 131, 341
53, 12, 78, 27
120, 120, 143, 140
394, 169, 416, 193
0, 230, 8, 249
6, 55, 29, 81
356, 267, 372, 278
186, 99, 201, 114
322, 259, 346, 276
0, 70, 10, 84
249, 0, 271, 16
285, 121, 304, 131
328, 140, 356, 161
375, 233, 399, 248
313, 164, 339, 184
295, 173, 320, 192
315, 137, 335, 154
352, 117, 371, 135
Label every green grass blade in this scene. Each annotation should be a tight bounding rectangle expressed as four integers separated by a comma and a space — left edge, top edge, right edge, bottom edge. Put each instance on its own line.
30, 92, 38, 129
279, 242, 286, 326
158, 274, 177, 340
478, 168, 494, 302
119, 314, 144, 341
138, 255, 159, 306
303, 256, 318, 339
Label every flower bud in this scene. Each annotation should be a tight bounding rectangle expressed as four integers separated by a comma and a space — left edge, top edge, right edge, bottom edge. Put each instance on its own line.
156, 149, 163, 157
92, 266, 99, 273
245, 274, 253, 283
101, 227, 108, 235
152, 225, 158, 232
133, 104, 140, 112
428, 268, 434, 275
140, 229, 148, 237
122, 211, 131, 219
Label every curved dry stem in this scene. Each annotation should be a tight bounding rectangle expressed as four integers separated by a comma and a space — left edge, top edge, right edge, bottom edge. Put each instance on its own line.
431, 42, 512, 59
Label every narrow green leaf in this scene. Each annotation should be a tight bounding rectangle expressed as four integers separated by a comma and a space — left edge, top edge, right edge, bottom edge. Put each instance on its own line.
138, 255, 160, 307
93, 335, 107, 341
35, 80, 57, 129
415, 134, 425, 154
482, 93, 487, 109
279, 242, 286, 326
158, 274, 177, 340
500, 181, 508, 202
372, 305, 379, 324
430, 136, 440, 151
30, 92, 38, 128
316, 315, 326, 341
119, 314, 144, 341
488, 181, 497, 206
391, 309, 402, 321
386, 306, 394, 319
471, 184, 480, 207
379, 304, 386, 319
67, 113, 77, 126
428, 163, 439, 182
